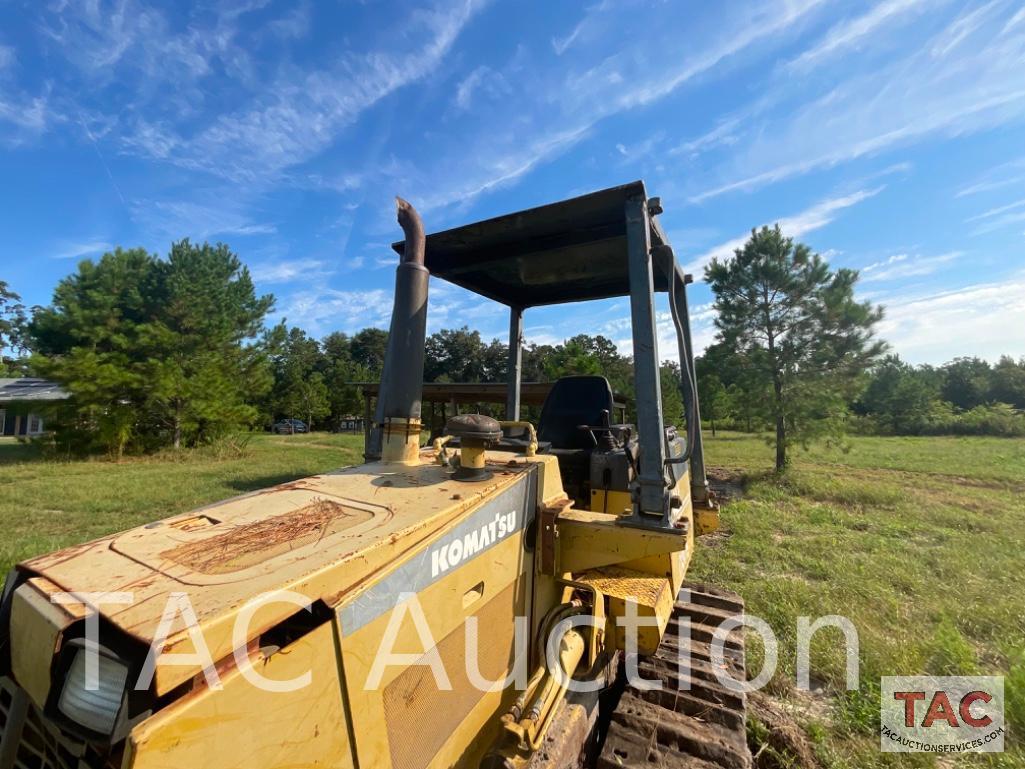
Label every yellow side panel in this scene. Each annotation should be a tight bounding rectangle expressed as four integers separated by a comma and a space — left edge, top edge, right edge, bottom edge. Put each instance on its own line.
128, 621, 352, 769
340, 535, 529, 769
555, 508, 689, 574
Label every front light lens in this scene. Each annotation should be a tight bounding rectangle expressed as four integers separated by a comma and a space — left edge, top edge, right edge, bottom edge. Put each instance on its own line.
57, 647, 128, 735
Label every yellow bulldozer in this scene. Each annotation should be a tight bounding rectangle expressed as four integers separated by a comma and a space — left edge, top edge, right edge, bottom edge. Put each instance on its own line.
0, 182, 751, 769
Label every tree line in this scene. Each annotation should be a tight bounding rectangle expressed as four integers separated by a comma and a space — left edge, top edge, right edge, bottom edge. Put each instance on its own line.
698, 347, 1025, 437
1, 229, 1021, 465
0, 243, 684, 458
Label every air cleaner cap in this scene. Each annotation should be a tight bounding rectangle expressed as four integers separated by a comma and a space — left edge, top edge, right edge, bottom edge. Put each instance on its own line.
444, 414, 502, 444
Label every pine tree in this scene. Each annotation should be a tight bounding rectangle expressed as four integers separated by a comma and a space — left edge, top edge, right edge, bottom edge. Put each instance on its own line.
705, 225, 884, 470
149, 240, 274, 447
31, 249, 161, 457
30, 243, 273, 455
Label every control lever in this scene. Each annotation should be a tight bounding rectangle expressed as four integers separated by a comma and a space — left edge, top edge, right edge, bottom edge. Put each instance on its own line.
576, 410, 620, 451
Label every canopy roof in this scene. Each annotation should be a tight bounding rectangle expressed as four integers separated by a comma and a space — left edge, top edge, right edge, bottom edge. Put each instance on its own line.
356, 381, 628, 409
391, 181, 672, 308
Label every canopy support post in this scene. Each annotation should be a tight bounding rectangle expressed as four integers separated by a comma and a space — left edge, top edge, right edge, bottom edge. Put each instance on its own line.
507, 306, 524, 421
624, 192, 669, 524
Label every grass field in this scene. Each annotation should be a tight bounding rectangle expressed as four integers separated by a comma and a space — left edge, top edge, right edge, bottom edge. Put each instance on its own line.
0, 431, 1022, 767
692, 433, 1025, 768
0, 432, 365, 582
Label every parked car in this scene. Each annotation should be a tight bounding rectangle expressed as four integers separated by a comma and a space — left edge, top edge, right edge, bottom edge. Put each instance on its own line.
272, 419, 308, 434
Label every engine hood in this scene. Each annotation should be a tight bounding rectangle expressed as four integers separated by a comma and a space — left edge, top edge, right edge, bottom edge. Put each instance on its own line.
13, 454, 546, 695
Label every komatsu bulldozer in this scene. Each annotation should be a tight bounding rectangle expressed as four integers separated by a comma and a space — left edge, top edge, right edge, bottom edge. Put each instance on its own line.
0, 182, 751, 769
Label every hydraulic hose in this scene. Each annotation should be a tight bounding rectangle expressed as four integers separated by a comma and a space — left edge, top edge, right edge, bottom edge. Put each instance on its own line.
662, 255, 697, 468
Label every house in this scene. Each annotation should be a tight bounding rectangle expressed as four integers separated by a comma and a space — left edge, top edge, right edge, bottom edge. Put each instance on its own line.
0, 378, 70, 437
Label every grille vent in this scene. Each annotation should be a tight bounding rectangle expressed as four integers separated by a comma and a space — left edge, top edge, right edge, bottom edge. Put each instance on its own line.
0, 678, 119, 769
382, 579, 522, 769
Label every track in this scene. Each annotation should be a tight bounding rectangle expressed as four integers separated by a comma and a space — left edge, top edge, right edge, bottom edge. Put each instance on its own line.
597, 583, 751, 769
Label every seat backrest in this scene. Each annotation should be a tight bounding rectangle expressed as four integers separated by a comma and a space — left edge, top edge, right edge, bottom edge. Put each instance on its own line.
537, 376, 615, 449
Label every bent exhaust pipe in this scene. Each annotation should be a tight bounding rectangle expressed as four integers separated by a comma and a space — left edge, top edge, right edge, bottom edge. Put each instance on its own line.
367, 197, 429, 463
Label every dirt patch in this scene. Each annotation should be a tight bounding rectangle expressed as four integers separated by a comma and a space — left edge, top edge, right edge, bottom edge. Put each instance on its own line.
748, 691, 822, 769
700, 526, 734, 549
707, 466, 746, 503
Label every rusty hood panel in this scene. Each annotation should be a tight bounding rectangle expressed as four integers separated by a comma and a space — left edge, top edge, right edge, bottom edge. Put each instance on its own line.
115, 488, 385, 582
16, 454, 543, 695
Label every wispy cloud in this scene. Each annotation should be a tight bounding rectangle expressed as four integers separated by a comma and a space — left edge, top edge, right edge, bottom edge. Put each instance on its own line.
276, 288, 390, 336
930, 0, 1003, 58
860, 251, 963, 282
956, 172, 1025, 197
401, 0, 828, 215
1003, 5, 1025, 34
690, 3, 1025, 201
614, 131, 664, 162
417, 124, 593, 212
572, 0, 827, 115
683, 186, 883, 274
130, 199, 276, 244
265, 2, 311, 41
250, 258, 332, 284
454, 65, 508, 111
670, 118, 740, 157
50, 240, 113, 260
877, 275, 1025, 363
965, 196, 1025, 222
44, 0, 239, 82
954, 153, 1025, 197
971, 208, 1025, 235
123, 0, 487, 183
861, 253, 907, 273
788, 0, 929, 70
551, 0, 614, 56
0, 72, 56, 142
0, 94, 50, 134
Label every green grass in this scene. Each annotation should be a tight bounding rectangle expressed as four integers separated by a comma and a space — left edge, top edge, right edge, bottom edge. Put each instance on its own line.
0, 432, 364, 583
1, 431, 1022, 765
693, 432, 1025, 767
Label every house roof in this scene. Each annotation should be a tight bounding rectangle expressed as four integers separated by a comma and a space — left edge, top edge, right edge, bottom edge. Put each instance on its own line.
0, 378, 70, 403
390, 181, 673, 308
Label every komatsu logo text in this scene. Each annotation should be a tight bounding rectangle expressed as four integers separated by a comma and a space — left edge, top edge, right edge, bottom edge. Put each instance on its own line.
431, 510, 517, 577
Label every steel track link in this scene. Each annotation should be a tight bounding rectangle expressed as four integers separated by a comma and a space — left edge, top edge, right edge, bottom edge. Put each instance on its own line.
597, 583, 751, 769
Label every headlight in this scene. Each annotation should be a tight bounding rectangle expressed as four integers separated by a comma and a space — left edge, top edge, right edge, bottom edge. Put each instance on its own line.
57, 645, 129, 735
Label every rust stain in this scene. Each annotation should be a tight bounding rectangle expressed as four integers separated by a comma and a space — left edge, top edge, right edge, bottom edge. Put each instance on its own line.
160, 500, 374, 575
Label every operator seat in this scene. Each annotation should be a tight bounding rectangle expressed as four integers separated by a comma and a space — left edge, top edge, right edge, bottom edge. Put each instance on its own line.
537, 376, 617, 506
537, 376, 615, 449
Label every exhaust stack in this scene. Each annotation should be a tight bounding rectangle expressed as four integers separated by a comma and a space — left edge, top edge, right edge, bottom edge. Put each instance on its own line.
367, 197, 429, 463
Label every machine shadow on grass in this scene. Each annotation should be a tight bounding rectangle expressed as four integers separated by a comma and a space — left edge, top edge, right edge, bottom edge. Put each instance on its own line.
225, 474, 324, 493
0, 438, 43, 464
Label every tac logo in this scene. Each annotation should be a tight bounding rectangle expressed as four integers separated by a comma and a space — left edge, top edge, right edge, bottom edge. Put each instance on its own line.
880, 676, 1005, 753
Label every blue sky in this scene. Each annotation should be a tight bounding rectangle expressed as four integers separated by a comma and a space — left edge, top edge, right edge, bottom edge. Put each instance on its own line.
1, 0, 1024, 365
